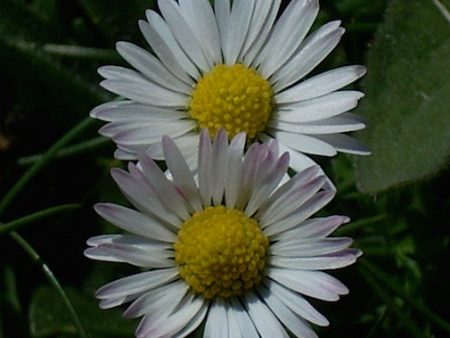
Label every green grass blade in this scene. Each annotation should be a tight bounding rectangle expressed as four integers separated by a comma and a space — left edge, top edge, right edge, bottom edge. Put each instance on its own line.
10, 232, 90, 338
0, 204, 81, 236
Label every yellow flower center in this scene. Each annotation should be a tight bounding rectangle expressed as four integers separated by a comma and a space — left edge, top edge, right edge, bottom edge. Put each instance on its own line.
189, 64, 273, 139
174, 206, 269, 299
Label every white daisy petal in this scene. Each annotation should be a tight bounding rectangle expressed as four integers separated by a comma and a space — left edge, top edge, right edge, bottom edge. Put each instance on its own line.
97, 65, 143, 81
276, 65, 367, 103
274, 216, 350, 241
264, 190, 336, 237
268, 130, 337, 156
99, 296, 133, 309
268, 268, 349, 301
92, 241, 173, 268
245, 152, 290, 216
112, 120, 196, 146
173, 302, 208, 338
258, 0, 319, 78
93, 203, 176, 242
269, 113, 366, 135
259, 134, 335, 189
158, 0, 212, 71
234, 143, 264, 210
139, 18, 197, 82
204, 298, 229, 338
146, 132, 199, 160
275, 91, 365, 124
162, 135, 202, 212
110, 168, 182, 226
114, 148, 136, 160
98, 122, 144, 140
211, 130, 229, 205
116, 41, 192, 94
256, 164, 320, 218
244, 291, 290, 338
259, 175, 327, 227
229, 297, 259, 337
93, 103, 185, 122
257, 285, 318, 338
224, 299, 243, 338
271, 237, 353, 257
266, 279, 329, 326
243, 0, 281, 66
86, 234, 170, 252
270, 249, 359, 270
136, 293, 206, 338
144, 11, 200, 80
85, 235, 174, 268
83, 247, 123, 263
137, 152, 192, 221
273, 21, 345, 91
224, 132, 246, 209
224, 0, 256, 65
198, 129, 213, 206
315, 133, 372, 155
101, 78, 187, 107
240, 0, 276, 60
179, 0, 222, 64
90, 100, 132, 118
95, 268, 178, 300
125, 280, 189, 319
214, 0, 231, 48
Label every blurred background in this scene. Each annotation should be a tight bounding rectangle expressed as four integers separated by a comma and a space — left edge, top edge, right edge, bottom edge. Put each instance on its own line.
1, 0, 449, 337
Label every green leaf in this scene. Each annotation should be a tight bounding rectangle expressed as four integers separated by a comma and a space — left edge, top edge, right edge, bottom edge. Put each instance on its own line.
354, 0, 450, 193
29, 286, 135, 337
80, 0, 155, 43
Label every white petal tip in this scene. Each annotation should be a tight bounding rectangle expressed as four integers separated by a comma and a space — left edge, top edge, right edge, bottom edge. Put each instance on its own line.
355, 65, 367, 77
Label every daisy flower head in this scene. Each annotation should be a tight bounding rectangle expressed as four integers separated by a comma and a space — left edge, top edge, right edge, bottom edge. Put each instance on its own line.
91, 0, 370, 173
85, 130, 361, 338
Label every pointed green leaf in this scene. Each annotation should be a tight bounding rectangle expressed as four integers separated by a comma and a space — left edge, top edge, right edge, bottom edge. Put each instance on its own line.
355, 0, 450, 193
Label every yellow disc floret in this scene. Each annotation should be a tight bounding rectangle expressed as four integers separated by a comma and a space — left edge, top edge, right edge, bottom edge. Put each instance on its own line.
174, 206, 269, 299
189, 64, 273, 139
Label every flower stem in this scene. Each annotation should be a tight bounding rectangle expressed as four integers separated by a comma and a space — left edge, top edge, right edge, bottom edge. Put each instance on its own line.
17, 137, 109, 166
0, 204, 81, 236
14, 41, 120, 62
0, 117, 94, 217
10, 232, 90, 338
42, 44, 120, 61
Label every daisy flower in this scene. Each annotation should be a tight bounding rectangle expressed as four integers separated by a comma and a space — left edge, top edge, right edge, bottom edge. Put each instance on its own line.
85, 130, 361, 338
91, 0, 370, 173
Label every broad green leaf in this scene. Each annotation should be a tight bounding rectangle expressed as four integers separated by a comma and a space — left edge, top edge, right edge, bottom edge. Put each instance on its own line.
354, 0, 450, 193
80, 0, 155, 43
29, 286, 135, 337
